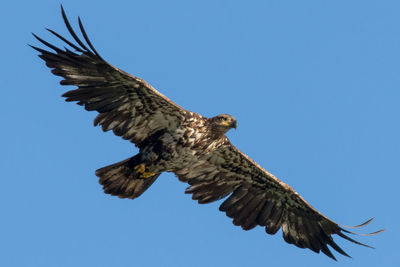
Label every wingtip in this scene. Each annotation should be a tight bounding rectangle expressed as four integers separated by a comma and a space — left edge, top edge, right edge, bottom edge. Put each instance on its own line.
321, 246, 337, 261
368, 228, 386, 235
341, 227, 385, 237
31, 32, 43, 43
339, 217, 374, 229
28, 44, 36, 50
337, 231, 376, 249
31, 33, 44, 46
29, 43, 45, 53
339, 216, 386, 237
60, 4, 69, 25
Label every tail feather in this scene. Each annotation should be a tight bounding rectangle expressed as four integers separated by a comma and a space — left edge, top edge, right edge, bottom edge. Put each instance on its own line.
96, 155, 160, 199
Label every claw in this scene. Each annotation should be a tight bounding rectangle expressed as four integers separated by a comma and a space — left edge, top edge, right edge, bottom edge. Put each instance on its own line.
141, 171, 157, 178
134, 163, 146, 174
134, 163, 156, 178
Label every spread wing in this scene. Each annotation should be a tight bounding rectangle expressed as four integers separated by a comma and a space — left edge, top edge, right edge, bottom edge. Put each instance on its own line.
176, 140, 383, 260
31, 6, 188, 147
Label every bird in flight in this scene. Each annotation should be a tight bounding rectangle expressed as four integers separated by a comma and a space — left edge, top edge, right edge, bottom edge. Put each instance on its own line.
31, 6, 383, 260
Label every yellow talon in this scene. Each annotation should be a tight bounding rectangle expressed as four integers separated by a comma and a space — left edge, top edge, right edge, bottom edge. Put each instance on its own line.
141, 171, 156, 178
134, 163, 156, 178
134, 163, 146, 173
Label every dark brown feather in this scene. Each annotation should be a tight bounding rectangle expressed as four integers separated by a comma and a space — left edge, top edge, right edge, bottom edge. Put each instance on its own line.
32, 6, 189, 147
32, 6, 383, 261
95, 156, 160, 199
178, 139, 383, 259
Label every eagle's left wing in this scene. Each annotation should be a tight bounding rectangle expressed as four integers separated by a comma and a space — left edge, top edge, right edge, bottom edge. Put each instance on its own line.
31, 6, 188, 147
176, 140, 383, 260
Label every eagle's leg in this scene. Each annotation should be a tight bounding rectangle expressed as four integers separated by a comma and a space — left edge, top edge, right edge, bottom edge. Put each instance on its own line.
134, 163, 157, 178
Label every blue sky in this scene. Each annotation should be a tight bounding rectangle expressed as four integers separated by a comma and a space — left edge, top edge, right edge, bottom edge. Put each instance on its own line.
1, 0, 398, 266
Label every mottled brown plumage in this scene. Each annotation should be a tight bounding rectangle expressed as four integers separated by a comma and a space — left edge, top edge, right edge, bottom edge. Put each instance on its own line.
31, 6, 383, 261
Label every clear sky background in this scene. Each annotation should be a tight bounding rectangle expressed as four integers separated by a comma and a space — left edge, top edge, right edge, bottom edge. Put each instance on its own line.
1, 0, 398, 266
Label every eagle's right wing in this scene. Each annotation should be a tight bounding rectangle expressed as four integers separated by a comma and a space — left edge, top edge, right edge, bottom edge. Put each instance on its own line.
31, 6, 189, 147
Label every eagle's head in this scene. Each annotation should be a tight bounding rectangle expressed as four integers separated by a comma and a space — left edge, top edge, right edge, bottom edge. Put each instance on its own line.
209, 114, 237, 135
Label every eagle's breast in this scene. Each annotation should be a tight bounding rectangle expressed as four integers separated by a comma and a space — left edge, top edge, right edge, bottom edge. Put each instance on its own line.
144, 113, 225, 172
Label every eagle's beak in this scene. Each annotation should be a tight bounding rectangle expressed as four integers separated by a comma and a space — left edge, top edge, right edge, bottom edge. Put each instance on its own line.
231, 120, 237, 129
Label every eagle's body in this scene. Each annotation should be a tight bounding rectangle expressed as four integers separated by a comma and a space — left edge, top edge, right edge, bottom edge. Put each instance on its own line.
140, 113, 222, 173
137, 113, 210, 173
97, 112, 237, 199
32, 6, 382, 261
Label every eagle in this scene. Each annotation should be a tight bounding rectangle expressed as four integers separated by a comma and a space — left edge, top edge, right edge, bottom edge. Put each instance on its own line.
31, 6, 383, 260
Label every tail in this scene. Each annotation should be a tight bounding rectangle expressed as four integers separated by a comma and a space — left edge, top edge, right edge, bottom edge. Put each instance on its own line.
96, 155, 160, 199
